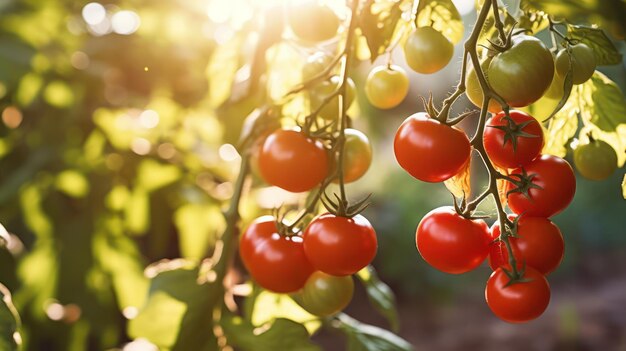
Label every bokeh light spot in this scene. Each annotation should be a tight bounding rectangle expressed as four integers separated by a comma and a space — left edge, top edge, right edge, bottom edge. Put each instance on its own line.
82, 2, 106, 25
112, 10, 140, 35
218, 143, 240, 162
71, 51, 90, 70
2, 106, 23, 129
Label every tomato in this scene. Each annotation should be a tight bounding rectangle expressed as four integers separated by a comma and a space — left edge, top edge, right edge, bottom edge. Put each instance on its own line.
335, 128, 372, 183
506, 155, 576, 218
465, 57, 502, 113
485, 266, 550, 323
488, 35, 554, 107
403, 27, 453, 74
574, 139, 618, 181
311, 76, 356, 120
364, 65, 409, 109
302, 52, 332, 81
303, 213, 377, 276
394, 112, 471, 182
416, 206, 491, 274
288, 2, 339, 43
489, 215, 564, 275
484, 110, 544, 169
239, 216, 314, 293
258, 129, 328, 193
555, 43, 596, 85
296, 271, 354, 317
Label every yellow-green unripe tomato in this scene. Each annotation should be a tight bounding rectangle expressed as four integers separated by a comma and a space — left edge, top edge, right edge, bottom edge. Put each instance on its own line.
336, 128, 372, 183
403, 27, 453, 74
302, 52, 332, 81
364, 65, 409, 109
574, 139, 618, 181
297, 271, 354, 317
487, 35, 554, 107
555, 43, 596, 85
288, 2, 339, 43
311, 75, 356, 120
465, 57, 502, 113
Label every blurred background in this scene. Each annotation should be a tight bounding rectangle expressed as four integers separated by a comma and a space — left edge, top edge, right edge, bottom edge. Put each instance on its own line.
0, 0, 625, 350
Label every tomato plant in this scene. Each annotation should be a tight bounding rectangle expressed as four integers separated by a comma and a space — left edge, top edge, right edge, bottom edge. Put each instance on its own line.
258, 129, 329, 193
296, 271, 354, 317
394, 113, 471, 182
416, 207, 491, 274
506, 155, 576, 218
485, 267, 551, 323
484, 110, 544, 169
403, 26, 453, 74
303, 213, 377, 276
574, 138, 618, 181
239, 216, 314, 293
489, 216, 564, 275
365, 64, 410, 109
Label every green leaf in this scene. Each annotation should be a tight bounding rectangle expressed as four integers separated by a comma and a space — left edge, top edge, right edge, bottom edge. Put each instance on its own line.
416, 0, 463, 44
0, 284, 21, 351
337, 314, 413, 351
359, 0, 404, 63
136, 159, 182, 192
124, 187, 150, 235
127, 259, 220, 351
174, 203, 224, 262
567, 25, 622, 65
207, 31, 245, 108
250, 290, 321, 334
356, 266, 399, 332
542, 89, 579, 158
221, 314, 320, 351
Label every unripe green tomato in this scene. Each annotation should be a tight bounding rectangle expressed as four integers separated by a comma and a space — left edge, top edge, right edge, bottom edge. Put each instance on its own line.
465, 57, 502, 113
488, 35, 554, 107
311, 76, 356, 120
288, 2, 339, 43
302, 52, 332, 82
335, 128, 372, 183
296, 271, 354, 317
364, 65, 409, 109
574, 139, 618, 181
403, 27, 453, 74
555, 43, 596, 85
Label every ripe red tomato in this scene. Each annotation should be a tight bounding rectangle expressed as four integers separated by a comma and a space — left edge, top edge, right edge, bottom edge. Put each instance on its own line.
489, 216, 564, 275
506, 155, 576, 217
303, 213, 377, 276
416, 206, 491, 274
484, 110, 544, 169
258, 129, 328, 193
295, 271, 354, 317
485, 266, 550, 323
239, 216, 314, 293
394, 113, 471, 182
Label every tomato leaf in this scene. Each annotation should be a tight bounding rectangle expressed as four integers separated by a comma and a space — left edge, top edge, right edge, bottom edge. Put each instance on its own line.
127, 259, 220, 351
443, 156, 471, 199
336, 314, 413, 351
250, 290, 321, 334
0, 284, 21, 351
359, 0, 404, 63
576, 72, 626, 166
207, 30, 246, 108
416, 0, 463, 44
356, 266, 399, 332
221, 313, 320, 351
545, 64, 574, 121
542, 86, 579, 158
567, 25, 622, 66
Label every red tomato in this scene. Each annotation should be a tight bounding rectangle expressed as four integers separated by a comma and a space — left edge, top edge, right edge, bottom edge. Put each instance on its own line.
303, 213, 377, 276
258, 129, 328, 193
506, 155, 576, 217
485, 266, 550, 323
239, 216, 314, 293
484, 110, 544, 169
489, 216, 564, 275
394, 113, 471, 182
416, 206, 491, 274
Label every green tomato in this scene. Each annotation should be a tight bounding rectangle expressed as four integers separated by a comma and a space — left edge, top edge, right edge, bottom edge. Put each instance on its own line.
311, 76, 356, 120
488, 35, 554, 107
574, 139, 618, 181
465, 57, 502, 113
336, 128, 372, 183
364, 65, 409, 109
403, 27, 453, 74
555, 43, 596, 85
288, 2, 339, 43
296, 271, 354, 317
302, 52, 332, 82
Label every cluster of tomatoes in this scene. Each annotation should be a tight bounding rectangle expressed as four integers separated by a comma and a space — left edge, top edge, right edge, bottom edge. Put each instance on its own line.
389, 28, 587, 322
